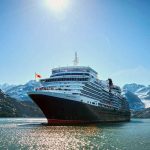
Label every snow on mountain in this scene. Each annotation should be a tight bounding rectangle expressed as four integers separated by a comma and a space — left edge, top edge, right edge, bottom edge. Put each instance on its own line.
0, 83, 16, 92
123, 83, 145, 93
122, 90, 145, 110
123, 84, 150, 108
5, 80, 41, 101
135, 86, 150, 100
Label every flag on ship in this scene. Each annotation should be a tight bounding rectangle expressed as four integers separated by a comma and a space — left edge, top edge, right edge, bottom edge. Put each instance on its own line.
35, 73, 42, 80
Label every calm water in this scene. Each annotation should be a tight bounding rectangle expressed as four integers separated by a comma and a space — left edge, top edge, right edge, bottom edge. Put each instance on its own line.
0, 118, 150, 150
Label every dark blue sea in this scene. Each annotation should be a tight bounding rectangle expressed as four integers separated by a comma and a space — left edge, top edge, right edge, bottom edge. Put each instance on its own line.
0, 118, 150, 150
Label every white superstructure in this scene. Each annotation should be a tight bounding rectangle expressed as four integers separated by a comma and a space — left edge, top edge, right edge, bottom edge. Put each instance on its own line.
35, 66, 129, 111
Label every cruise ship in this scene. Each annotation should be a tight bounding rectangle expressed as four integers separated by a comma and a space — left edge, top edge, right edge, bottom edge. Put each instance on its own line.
28, 54, 130, 124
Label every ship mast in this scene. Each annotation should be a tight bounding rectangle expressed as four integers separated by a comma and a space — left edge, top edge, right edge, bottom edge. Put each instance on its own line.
73, 52, 79, 66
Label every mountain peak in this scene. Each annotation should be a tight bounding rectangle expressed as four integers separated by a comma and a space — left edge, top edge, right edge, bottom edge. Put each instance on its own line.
0, 83, 16, 92
123, 83, 145, 93
123, 83, 150, 108
4, 80, 41, 101
123, 90, 145, 110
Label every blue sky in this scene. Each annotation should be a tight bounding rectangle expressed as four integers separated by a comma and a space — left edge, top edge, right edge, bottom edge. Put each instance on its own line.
0, 0, 150, 86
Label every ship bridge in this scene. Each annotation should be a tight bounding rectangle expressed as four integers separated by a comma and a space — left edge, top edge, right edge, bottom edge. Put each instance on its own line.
51, 66, 97, 78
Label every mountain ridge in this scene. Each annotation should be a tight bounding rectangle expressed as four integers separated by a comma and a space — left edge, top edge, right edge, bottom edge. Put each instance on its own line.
123, 83, 150, 108
0, 89, 43, 117
4, 80, 41, 101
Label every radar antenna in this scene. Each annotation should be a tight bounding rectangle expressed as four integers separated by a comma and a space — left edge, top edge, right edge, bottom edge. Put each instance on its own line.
73, 52, 79, 66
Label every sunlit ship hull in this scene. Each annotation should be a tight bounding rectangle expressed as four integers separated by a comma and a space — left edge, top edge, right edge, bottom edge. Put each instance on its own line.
29, 92, 130, 125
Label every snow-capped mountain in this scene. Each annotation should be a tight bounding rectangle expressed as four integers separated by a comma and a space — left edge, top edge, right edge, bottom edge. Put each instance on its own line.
122, 90, 145, 110
123, 84, 150, 108
123, 83, 145, 93
0, 83, 16, 92
5, 80, 41, 101
135, 85, 150, 100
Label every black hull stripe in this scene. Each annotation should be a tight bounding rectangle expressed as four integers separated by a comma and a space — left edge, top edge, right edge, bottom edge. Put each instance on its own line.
29, 94, 131, 124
